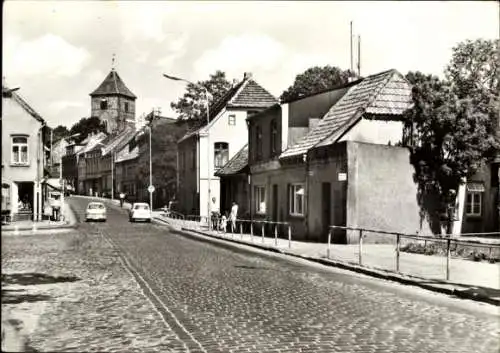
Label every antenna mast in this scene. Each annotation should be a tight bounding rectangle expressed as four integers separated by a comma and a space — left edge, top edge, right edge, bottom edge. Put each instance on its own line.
350, 21, 353, 73
357, 35, 361, 77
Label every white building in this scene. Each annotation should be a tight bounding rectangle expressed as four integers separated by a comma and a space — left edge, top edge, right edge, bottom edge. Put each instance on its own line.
176, 73, 278, 217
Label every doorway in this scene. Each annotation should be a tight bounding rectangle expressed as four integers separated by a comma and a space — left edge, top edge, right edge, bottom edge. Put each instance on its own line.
321, 182, 331, 242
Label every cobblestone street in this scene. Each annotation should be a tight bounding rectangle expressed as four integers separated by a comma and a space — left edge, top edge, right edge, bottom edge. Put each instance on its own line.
2, 196, 499, 352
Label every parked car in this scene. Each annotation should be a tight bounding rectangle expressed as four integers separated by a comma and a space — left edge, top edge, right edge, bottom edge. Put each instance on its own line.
85, 202, 107, 222
129, 202, 151, 222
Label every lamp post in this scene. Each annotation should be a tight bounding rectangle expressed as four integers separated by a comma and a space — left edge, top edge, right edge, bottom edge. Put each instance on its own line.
163, 74, 212, 230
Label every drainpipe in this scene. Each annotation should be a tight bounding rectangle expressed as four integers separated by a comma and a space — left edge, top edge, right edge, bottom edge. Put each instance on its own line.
303, 152, 310, 240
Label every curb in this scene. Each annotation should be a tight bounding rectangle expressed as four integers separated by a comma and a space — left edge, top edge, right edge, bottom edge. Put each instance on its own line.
174, 226, 500, 306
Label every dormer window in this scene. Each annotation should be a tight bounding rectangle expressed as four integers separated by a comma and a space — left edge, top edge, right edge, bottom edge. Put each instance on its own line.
100, 99, 108, 110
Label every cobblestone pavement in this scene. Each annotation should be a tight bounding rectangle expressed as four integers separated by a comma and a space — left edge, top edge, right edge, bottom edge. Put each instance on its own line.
2, 228, 187, 352
66, 197, 499, 353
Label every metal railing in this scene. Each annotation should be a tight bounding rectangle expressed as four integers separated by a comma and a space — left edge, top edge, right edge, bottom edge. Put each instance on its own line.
159, 212, 293, 248
327, 225, 500, 281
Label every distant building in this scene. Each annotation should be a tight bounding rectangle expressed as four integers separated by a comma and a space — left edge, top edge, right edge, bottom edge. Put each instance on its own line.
89, 68, 137, 134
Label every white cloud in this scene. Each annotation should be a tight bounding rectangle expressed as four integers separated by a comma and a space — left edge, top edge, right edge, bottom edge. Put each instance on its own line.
49, 100, 85, 114
194, 33, 287, 78
155, 34, 190, 70
3, 33, 90, 78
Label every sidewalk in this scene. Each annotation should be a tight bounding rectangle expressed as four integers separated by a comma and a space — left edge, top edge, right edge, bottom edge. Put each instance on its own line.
1, 200, 77, 233
156, 215, 500, 306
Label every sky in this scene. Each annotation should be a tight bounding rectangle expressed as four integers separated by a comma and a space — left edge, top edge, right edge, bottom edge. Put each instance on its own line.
3, 1, 499, 129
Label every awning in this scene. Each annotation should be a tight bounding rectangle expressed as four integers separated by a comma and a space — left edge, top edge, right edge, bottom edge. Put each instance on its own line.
466, 183, 485, 192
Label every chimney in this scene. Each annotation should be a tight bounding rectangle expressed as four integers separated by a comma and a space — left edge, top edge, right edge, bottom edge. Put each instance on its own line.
243, 72, 253, 80
232, 79, 238, 87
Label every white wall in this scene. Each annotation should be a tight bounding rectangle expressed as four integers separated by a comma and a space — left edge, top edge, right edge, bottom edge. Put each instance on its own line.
198, 109, 249, 217
340, 119, 403, 145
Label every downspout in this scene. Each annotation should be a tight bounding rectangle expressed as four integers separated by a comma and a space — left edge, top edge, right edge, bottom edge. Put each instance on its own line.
304, 152, 310, 241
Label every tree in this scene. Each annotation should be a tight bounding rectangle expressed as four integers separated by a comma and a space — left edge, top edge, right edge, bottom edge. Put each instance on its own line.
404, 70, 498, 234
280, 66, 356, 102
52, 125, 70, 142
135, 119, 191, 206
170, 70, 233, 121
69, 117, 107, 143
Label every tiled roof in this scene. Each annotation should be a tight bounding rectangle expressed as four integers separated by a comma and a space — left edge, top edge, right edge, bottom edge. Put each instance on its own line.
79, 133, 107, 154
101, 127, 136, 156
90, 70, 136, 99
180, 76, 278, 141
3, 86, 45, 124
228, 80, 278, 108
115, 145, 139, 163
215, 144, 248, 176
280, 69, 411, 159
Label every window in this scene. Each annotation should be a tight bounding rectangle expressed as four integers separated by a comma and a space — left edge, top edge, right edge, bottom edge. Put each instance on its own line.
270, 119, 278, 155
255, 125, 263, 160
11, 136, 28, 165
289, 184, 305, 215
465, 183, 484, 216
228, 114, 236, 126
254, 185, 266, 214
214, 142, 229, 169
100, 99, 108, 110
124, 102, 129, 113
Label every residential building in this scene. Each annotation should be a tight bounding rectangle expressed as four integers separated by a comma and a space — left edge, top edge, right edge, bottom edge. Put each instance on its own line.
221, 69, 433, 243
2, 85, 48, 221
61, 141, 85, 193
177, 72, 278, 217
49, 138, 69, 178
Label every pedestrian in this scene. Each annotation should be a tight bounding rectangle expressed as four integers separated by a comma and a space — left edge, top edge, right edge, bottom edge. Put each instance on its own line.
119, 192, 125, 208
229, 201, 238, 233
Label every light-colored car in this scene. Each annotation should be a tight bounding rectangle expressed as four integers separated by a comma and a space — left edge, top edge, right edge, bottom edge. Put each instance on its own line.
85, 202, 107, 222
129, 202, 151, 222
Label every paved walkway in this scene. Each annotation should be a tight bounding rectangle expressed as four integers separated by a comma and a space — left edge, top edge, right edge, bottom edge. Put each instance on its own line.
1, 200, 77, 232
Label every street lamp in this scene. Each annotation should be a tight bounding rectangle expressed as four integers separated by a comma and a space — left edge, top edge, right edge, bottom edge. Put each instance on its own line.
163, 74, 212, 229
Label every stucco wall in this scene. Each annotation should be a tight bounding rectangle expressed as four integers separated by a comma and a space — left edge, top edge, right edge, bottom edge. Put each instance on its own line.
2, 97, 44, 182
340, 119, 403, 146
346, 141, 432, 243
251, 164, 308, 240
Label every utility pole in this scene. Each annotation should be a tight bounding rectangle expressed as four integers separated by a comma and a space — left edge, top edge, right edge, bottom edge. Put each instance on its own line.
357, 35, 361, 77
350, 21, 353, 73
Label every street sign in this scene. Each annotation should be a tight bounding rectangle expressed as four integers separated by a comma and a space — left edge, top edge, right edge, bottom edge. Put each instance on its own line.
148, 185, 155, 193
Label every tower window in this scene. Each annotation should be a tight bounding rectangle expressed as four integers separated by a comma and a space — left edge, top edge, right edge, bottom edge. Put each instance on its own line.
100, 99, 108, 110
124, 102, 129, 113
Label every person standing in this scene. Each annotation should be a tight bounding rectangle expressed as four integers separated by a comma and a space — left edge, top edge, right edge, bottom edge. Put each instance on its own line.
119, 192, 125, 208
229, 201, 238, 233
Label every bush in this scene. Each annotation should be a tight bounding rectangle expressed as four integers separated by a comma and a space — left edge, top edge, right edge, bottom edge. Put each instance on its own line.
401, 241, 499, 263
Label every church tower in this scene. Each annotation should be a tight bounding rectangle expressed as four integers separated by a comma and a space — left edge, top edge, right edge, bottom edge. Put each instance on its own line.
89, 58, 136, 134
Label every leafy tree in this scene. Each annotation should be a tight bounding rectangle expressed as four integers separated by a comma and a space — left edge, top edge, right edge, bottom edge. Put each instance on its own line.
404, 70, 498, 234
170, 70, 232, 121
52, 125, 70, 142
280, 65, 356, 102
69, 116, 107, 143
135, 119, 191, 206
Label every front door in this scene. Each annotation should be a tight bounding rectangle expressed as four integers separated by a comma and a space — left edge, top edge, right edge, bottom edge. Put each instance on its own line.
321, 182, 331, 241
272, 184, 278, 222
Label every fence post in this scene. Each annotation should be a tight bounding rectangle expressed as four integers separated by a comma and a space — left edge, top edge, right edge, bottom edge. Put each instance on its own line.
288, 225, 291, 249
240, 223, 243, 240
327, 229, 332, 259
396, 233, 400, 273
358, 229, 363, 266
446, 238, 451, 281
274, 225, 278, 247
262, 223, 265, 244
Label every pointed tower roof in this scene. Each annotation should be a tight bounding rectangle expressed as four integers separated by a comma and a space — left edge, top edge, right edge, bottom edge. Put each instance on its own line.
90, 70, 136, 99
